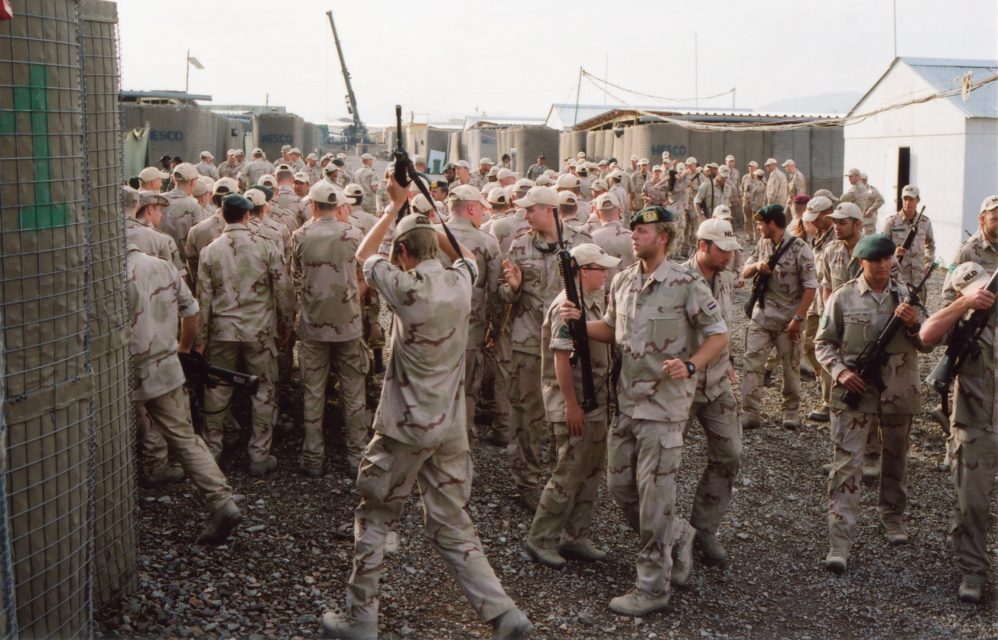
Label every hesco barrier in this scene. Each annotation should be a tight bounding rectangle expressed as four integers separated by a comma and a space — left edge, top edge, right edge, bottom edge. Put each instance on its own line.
498, 126, 558, 176
122, 103, 244, 167
1, 1, 135, 637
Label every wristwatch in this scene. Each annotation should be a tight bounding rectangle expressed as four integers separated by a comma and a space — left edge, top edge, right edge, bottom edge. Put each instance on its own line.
684, 361, 697, 377
791, 313, 805, 323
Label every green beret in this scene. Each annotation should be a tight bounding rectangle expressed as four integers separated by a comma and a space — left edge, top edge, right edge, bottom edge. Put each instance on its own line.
221, 193, 253, 211
853, 233, 896, 260
630, 205, 675, 229
253, 184, 274, 201
753, 204, 785, 225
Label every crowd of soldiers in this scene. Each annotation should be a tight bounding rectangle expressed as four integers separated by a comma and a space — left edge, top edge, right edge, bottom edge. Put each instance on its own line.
125, 141, 997, 639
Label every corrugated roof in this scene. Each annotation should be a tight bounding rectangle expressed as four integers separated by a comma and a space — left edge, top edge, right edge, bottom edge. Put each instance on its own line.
571, 107, 841, 131
901, 57, 998, 118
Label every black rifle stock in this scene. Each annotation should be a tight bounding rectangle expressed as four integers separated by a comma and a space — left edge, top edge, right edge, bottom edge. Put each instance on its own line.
925, 264, 998, 419
896, 205, 926, 265
554, 212, 598, 412
841, 262, 937, 409
179, 351, 260, 414
744, 236, 795, 319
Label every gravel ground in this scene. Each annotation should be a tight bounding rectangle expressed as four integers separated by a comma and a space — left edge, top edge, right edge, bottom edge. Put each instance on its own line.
96, 248, 998, 639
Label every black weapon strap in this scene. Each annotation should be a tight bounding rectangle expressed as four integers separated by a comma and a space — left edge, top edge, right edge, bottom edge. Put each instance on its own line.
405, 161, 473, 279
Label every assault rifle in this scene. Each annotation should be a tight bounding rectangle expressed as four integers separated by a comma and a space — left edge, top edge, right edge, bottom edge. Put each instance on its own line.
744, 235, 796, 319
841, 262, 937, 409
179, 351, 259, 415
390, 105, 470, 277
896, 205, 926, 265
554, 212, 598, 411
925, 264, 998, 418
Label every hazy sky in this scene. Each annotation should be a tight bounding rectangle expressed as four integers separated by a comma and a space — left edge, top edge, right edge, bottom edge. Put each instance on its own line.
117, 0, 997, 126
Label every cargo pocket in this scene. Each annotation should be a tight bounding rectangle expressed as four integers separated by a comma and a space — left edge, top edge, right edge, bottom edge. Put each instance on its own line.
841, 312, 872, 356
647, 311, 684, 355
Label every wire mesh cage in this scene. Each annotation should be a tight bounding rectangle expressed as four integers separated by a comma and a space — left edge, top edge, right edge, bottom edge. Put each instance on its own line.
1, 1, 134, 636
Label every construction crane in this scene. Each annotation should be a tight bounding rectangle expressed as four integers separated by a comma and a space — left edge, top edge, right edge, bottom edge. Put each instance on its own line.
326, 9, 367, 144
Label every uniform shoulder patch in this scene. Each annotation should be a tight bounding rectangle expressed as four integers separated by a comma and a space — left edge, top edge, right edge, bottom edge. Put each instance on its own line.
558, 324, 572, 340
819, 314, 829, 329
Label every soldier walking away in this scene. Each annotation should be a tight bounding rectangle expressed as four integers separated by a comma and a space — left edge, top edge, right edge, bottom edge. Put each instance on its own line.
321, 176, 533, 640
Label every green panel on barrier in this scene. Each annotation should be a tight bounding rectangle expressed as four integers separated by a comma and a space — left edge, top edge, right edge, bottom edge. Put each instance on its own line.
5, 64, 69, 230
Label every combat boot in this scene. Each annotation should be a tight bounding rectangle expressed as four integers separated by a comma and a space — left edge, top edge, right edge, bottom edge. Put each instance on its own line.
141, 465, 185, 488
249, 454, 278, 477
740, 414, 762, 430
958, 574, 985, 604
320, 612, 377, 639
559, 539, 606, 562
518, 488, 541, 512
372, 348, 384, 374
882, 520, 909, 545
523, 538, 566, 569
695, 530, 729, 567
608, 588, 670, 617
808, 408, 830, 422
197, 500, 242, 545
824, 545, 849, 573
862, 459, 881, 482
671, 526, 695, 587
491, 607, 534, 640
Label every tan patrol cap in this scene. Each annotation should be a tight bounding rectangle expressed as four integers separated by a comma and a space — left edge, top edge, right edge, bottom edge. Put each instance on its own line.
717, 166, 731, 177
535, 175, 554, 187
258, 174, 278, 188
638, 157, 649, 165
453, 160, 471, 170
725, 154, 735, 162
782, 159, 796, 167
514, 185, 559, 209
590, 178, 609, 192
980, 194, 998, 213
685, 156, 698, 165
712, 204, 732, 220
173, 162, 199, 181
571, 243, 621, 268
137, 190, 168, 207
558, 190, 579, 207
479, 157, 493, 166
244, 188, 267, 208
765, 158, 778, 166
200, 150, 213, 160
193, 175, 214, 197
803, 195, 834, 222
556, 173, 580, 189
411, 154, 426, 164
281, 144, 292, 153
697, 218, 740, 251
845, 167, 861, 177
487, 186, 511, 205
951, 262, 991, 295
448, 184, 491, 208
293, 171, 310, 183
748, 160, 759, 167
213, 177, 238, 197
393, 212, 436, 241
594, 192, 619, 211
361, 153, 375, 161
901, 185, 919, 198
514, 178, 536, 190
829, 201, 863, 220
308, 180, 346, 206
121, 185, 140, 210
753, 168, 765, 177
289, 147, 302, 155
411, 194, 435, 214
344, 183, 363, 199
497, 168, 516, 181
576, 151, 587, 159
138, 166, 168, 182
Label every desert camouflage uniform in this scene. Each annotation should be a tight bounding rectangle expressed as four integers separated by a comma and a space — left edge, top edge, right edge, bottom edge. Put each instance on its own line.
238, 158, 275, 187
590, 220, 636, 288
194, 161, 219, 180
880, 211, 936, 290
605, 258, 727, 599
765, 168, 788, 207
184, 212, 226, 293
344, 254, 518, 626
683, 254, 741, 537
127, 245, 231, 509
500, 224, 590, 494
353, 165, 378, 214
160, 187, 205, 271
741, 235, 818, 424
815, 275, 928, 552
248, 215, 289, 260
196, 223, 294, 463
820, 239, 863, 295
630, 170, 650, 210
741, 175, 766, 241
941, 231, 998, 580
275, 185, 307, 230
862, 184, 886, 235
683, 172, 705, 250
785, 170, 807, 212
693, 179, 735, 220
218, 160, 242, 181
528, 290, 609, 550
126, 216, 185, 275
840, 183, 871, 220
291, 217, 369, 471
804, 227, 837, 409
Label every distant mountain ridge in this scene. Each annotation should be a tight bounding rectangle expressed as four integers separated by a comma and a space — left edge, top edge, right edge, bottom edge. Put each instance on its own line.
757, 91, 862, 115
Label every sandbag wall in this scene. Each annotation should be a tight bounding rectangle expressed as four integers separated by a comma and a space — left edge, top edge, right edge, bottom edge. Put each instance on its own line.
1, 1, 134, 636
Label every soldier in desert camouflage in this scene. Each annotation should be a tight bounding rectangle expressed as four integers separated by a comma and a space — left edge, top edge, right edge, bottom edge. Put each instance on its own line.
815, 234, 929, 573
321, 176, 533, 640
196, 194, 294, 476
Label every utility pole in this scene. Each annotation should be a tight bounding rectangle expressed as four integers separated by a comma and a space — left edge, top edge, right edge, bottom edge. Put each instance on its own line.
573, 67, 582, 128
892, 0, 898, 58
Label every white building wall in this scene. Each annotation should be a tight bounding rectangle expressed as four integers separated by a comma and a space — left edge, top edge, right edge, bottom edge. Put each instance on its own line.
962, 118, 998, 254
844, 62, 974, 260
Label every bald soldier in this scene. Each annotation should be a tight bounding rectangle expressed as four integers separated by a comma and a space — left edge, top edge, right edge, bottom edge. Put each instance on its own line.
321, 177, 533, 640
291, 182, 369, 477
816, 234, 930, 573
501, 186, 590, 509
196, 194, 294, 475
127, 243, 241, 544
561, 205, 729, 616
920, 195, 998, 603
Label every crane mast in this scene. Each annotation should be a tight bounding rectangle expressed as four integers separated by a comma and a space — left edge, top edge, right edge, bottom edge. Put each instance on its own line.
326, 9, 367, 143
